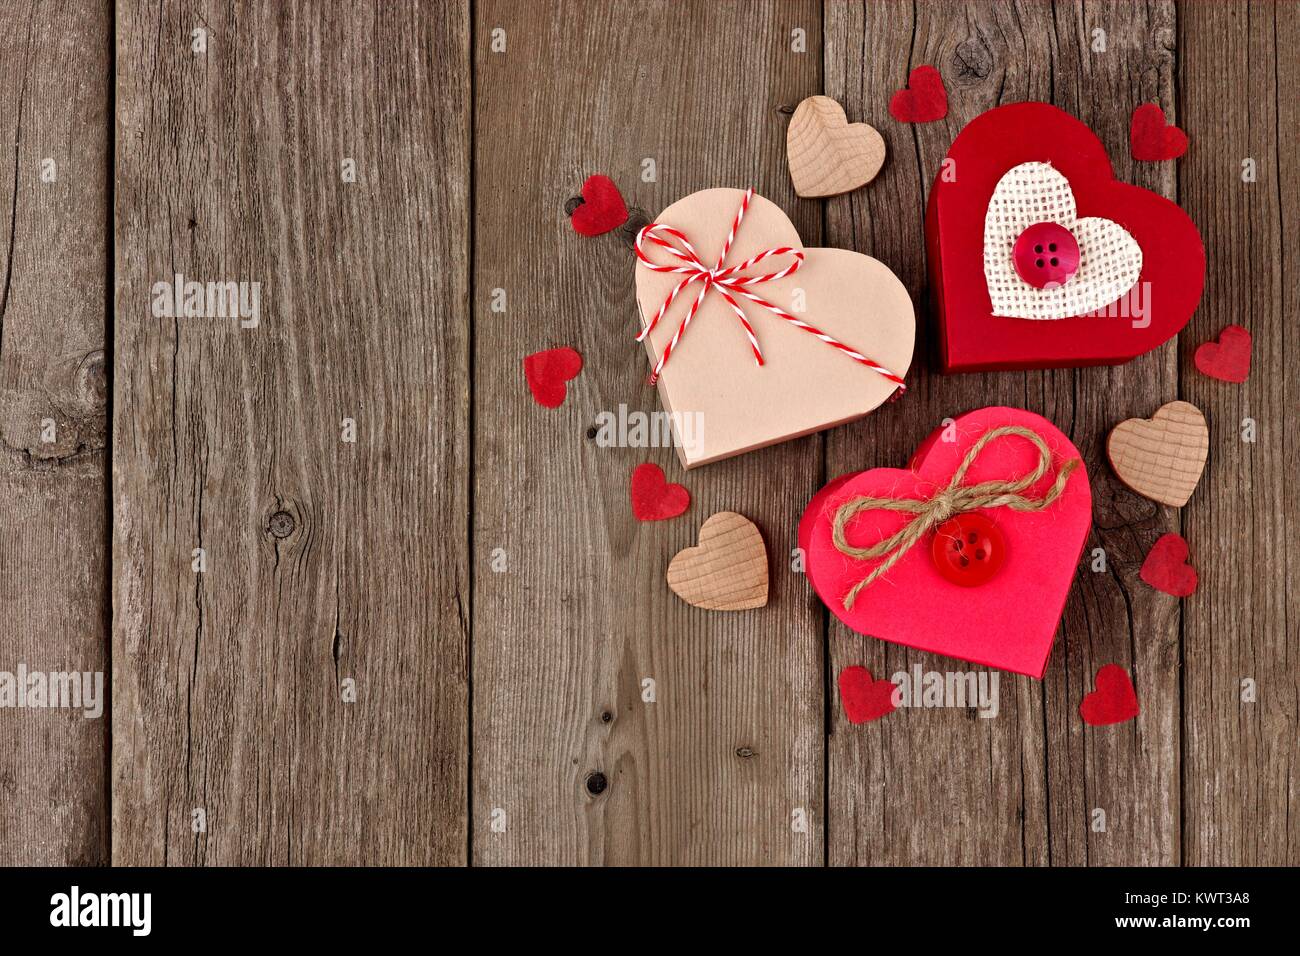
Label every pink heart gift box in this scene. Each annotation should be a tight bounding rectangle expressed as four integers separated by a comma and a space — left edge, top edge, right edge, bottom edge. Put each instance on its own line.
799, 406, 1092, 678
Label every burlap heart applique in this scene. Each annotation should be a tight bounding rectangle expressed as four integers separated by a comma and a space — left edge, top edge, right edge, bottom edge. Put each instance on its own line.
983, 162, 1143, 320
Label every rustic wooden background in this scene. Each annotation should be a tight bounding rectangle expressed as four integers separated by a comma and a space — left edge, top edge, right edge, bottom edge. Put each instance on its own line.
0, 0, 1294, 866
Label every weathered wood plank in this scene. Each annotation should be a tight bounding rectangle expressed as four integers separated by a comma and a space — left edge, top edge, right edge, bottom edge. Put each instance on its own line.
112, 0, 470, 864
1178, 0, 1300, 865
822, 0, 1180, 865
472, 0, 825, 865
0, 0, 110, 867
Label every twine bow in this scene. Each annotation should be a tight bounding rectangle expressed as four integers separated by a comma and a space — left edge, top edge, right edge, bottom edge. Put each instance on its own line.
832, 425, 1080, 610
634, 188, 907, 390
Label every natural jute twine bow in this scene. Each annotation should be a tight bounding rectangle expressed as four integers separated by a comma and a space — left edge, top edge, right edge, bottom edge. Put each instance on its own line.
832, 425, 1080, 610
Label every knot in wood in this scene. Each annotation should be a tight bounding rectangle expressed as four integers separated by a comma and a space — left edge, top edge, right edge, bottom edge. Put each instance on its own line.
268, 510, 296, 539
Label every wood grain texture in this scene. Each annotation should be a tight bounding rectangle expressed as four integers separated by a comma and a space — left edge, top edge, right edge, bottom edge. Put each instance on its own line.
0, 0, 1289, 868
0, 0, 110, 866
822, 0, 1182, 865
1178, 0, 1300, 865
472, 0, 825, 865
112, 0, 470, 864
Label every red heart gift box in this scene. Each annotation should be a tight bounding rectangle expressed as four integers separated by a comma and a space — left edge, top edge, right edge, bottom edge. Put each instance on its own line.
926, 102, 1205, 372
799, 406, 1092, 678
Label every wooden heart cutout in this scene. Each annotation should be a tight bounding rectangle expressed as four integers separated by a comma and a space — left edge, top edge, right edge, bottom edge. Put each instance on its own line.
799, 406, 1092, 678
635, 188, 915, 468
666, 512, 768, 611
786, 96, 886, 198
1107, 401, 1208, 507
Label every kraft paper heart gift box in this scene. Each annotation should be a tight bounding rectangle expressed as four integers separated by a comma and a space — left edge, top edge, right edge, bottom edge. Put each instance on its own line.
799, 406, 1091, 678
926, 102, 1205, 372
633, 188, 915, 468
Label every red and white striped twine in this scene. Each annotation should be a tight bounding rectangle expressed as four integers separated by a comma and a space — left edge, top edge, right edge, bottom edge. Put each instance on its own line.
633, 188, 906, 393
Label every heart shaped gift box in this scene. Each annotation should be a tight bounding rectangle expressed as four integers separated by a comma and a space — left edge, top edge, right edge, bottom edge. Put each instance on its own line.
926, 102, 1205, 372
634, 188, 915, 468
799, 406, 1092, 678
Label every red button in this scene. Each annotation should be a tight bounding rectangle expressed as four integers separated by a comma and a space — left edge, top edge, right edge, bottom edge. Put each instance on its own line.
1012, 222, 1080, 289
931, 513, 1006, 587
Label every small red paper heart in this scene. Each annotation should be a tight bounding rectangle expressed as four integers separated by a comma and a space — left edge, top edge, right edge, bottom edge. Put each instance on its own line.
838, 666, 898, 724
889, 65, 947, 123
1139, 532, 1198, 597
523, 347, 582, 408
630, 462, 689, 522
1130, 103, 1188, 161
1194, 325, 1252, 383
1080, 664, 1140, 726
569, 174, 629, 237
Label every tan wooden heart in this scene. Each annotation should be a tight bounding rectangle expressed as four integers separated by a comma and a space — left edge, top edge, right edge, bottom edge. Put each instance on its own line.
1107, 400, 1208, 506
667, 512, 768, 611
786, 96, 886, 198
